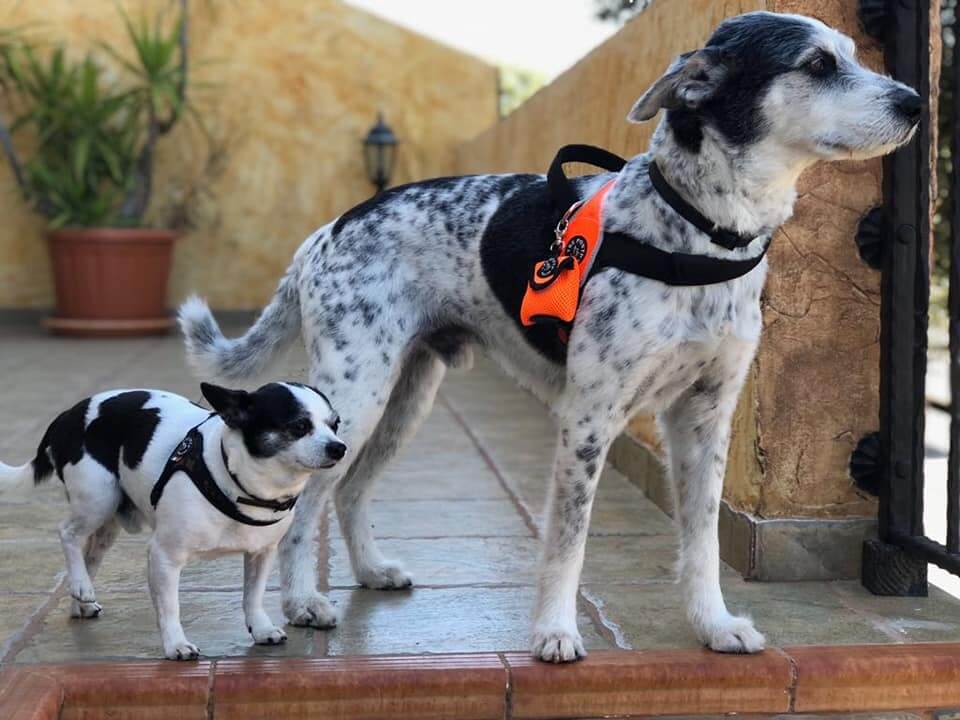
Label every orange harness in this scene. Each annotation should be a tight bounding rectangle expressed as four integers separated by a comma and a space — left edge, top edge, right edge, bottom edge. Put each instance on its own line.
520, 179, 615, 330
513, 144, 769, 352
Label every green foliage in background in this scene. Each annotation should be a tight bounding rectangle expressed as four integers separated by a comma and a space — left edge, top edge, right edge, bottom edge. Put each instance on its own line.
0, 1, 198, 228
593, 0, 652, 25
498, 65, 547, 117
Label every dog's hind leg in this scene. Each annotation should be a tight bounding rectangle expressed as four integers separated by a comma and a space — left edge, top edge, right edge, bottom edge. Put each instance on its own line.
69, 518, 120, 618
335, 344, 445, 590
279, 330, 414, 627
658, 337, 764, 654
60, 461, 121, 619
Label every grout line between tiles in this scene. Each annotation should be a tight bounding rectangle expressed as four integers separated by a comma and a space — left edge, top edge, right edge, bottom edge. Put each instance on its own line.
0, 573, 66, 663
438, 390, 540, 537
578, 587, 631, 650
772, 646, 799, 712
497, 651, 514, 720
206, 659, 217, 720
827, 581, 906, 643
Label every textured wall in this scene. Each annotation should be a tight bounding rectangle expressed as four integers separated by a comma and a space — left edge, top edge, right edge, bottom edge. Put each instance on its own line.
0, 0, 497, 309
456, 0, 909, 519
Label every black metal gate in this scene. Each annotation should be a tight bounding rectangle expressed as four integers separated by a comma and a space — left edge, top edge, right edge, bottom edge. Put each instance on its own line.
852, 0, 960, 596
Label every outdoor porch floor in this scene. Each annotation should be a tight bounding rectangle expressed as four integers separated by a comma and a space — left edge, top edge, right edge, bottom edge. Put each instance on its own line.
2, 322, 960, 665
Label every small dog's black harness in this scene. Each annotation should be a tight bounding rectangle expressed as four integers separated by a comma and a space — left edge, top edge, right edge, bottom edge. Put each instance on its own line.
150, 415, 298, 527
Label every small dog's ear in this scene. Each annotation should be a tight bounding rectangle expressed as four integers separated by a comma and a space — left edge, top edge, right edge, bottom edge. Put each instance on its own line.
200, 382, 251, 429
627, 47, 730, 123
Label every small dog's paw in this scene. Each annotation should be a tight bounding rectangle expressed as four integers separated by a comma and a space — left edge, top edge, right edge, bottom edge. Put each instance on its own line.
358, 562, 413, 590
701, 614, 766, 654
283, 594, 338, 629
530, 626, 586, 663
70, 581, 96, 605
165, 641, 200, 661
251, 625, 288, 645
70, 600, 102, 619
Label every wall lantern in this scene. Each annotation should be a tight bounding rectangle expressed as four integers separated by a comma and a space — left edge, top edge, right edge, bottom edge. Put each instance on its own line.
363, 113, 398, 194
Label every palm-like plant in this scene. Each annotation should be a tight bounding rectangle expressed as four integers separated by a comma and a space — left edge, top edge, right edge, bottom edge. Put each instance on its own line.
0, 0, 195, 228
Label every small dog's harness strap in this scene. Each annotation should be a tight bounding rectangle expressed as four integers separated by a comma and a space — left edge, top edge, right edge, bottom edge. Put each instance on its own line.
150, 417, 289, 527
219, 442, 298, 512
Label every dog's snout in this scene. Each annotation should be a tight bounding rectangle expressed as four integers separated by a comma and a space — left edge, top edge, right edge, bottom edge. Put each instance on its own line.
326, 441, 347, 461
891, 89, 922, 124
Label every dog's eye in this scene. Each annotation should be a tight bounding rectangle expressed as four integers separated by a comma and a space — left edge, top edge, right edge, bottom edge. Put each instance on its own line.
805, 52, 836, 78
330, 416, 341, 433
288, 418, 313, 437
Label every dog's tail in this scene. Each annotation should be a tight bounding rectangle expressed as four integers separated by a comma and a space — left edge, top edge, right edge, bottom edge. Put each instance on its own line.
179, 259, 303, 382
0, 459, 38, 495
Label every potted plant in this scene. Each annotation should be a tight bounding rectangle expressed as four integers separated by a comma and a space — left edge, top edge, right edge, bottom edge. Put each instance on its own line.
0, 3, 200, 336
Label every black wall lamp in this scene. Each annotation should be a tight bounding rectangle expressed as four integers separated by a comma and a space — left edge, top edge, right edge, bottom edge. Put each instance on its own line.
363, 113, 397, 195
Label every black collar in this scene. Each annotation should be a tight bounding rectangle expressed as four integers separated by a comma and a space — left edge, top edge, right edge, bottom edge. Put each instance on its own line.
150, 419, 295, 527
220, 442, 298, 513
648, 161, 757, 251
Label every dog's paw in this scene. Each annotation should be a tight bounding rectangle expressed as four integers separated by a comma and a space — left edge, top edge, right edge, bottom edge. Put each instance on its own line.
283, 594, 338, 629
530, 626, 587, 663
70, 600, 102, 619
700, 614, 766, 654
251, 625, 288, 645
69, 581, 96, 605
357, 562, 413, 590
165, 641, 200, 661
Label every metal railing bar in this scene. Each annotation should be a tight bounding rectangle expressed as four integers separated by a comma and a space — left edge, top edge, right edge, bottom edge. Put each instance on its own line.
892, 532, 960, 576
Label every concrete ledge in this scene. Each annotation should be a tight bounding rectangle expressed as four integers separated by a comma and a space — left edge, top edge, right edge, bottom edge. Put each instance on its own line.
3, 645, 960, 718
608, 434, 877, 581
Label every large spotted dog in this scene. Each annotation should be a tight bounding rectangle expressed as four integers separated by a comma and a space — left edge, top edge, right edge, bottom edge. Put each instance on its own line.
180, 12, 921, 662
0, 382, 345, 660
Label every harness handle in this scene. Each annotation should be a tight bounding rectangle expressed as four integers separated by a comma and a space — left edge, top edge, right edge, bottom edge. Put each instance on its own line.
547, 144, 627, 213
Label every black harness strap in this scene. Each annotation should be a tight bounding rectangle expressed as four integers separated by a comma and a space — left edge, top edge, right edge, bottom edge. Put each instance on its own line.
647, 161, 756, 250
544, 144, 770, 288
220, 442, 298, 513
151, 418, 288, 527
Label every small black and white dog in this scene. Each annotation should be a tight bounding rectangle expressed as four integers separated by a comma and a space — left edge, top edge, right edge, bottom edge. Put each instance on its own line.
179, 12, 921, 662
0, 382, 345, 660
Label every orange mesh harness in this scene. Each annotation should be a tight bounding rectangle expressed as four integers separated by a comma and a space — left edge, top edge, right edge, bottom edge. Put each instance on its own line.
520, 179, 615, 329
517, 145, 770, 348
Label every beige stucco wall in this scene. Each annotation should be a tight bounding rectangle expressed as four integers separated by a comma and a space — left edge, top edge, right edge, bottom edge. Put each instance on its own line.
0, 0, 497, 309
456, 0, 911, 520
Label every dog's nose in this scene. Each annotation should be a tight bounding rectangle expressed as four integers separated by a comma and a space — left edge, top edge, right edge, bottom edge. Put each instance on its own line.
892, 89, 922, 123
326, 441, 347, 461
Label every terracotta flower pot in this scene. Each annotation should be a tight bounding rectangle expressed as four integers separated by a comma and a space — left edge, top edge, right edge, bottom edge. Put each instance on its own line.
44, 227, 178, 338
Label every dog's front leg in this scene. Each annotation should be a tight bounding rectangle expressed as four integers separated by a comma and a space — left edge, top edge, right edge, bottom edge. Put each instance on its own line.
244, 546, 287, 645
531, 421, 613, 663
659, 338, 764, 653
147, 539, 196, 660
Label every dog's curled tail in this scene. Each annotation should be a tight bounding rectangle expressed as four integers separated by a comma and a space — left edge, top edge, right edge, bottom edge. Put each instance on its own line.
179, 263, 302, 383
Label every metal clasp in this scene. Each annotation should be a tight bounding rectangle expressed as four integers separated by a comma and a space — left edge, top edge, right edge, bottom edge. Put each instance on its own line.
553, 200, 583, 254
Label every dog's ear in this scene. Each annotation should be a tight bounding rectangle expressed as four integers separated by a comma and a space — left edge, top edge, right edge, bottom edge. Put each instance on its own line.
627, 47, 731, 123
201, 382, 251, 429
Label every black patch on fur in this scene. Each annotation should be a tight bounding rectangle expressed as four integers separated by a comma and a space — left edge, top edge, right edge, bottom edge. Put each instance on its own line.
84, 391, 161, 477
671, 13, 816, 149
32, 398, 91, 483
479, 173, 610, 364
239, 383, 312, 458
423, 326, 478, 364
332, 176, 467, 237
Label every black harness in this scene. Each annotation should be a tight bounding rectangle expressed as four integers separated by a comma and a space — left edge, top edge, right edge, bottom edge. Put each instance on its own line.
150, 415, 298, 527
547, 144, 771, 288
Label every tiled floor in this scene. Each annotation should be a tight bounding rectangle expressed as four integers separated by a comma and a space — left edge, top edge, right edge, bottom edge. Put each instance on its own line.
3, 322, 960, 663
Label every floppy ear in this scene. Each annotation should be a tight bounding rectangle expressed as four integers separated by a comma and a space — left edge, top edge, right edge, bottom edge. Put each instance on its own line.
627, 47, 730, 123
200, 382, 251, 428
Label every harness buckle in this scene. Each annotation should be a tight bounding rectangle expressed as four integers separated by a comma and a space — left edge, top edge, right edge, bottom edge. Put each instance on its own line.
553, 200, 584, 253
